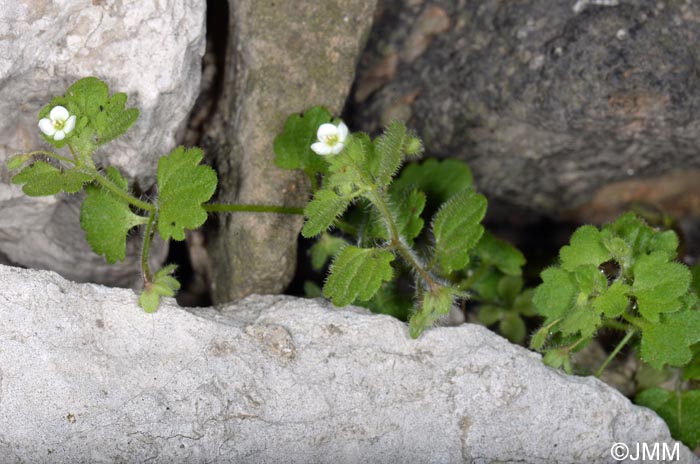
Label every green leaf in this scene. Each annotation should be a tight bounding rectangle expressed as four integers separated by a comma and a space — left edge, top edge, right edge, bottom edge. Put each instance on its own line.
273, 106, 331, 178
92, 92, 139, 146
309, 233, 348, 270
499, 313, 527, 343
639, 309, 700, 369
635, 388, 700, 449
409, 285, 460, 338
324, 246, 395, 306
392, 188, 426, 245
138, 264, 181, 313
374, 121, 407, 186
80, 167, 148, 263
325, 134, 370, 192
559, 302, 600, 338
302, 189, 352, 238
12, 161, 93, 196
473, 231, 525, 276
497, 275, 524, 304
392, 159, 473, 208
65, 77, 109, 119
542, 349, 572, 374
303, 280, 323, 298
532, 267, 577, 321
559, 225, 610, 272
682, 345, 700, 381
157, 146, 217, 241
592, 280, 630, 318
631, 252, 691, 322
477, 305, 502, 326
432, 189, 487, 273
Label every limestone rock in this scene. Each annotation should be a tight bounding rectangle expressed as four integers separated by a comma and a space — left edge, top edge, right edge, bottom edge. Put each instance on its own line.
350, 0, 700, 219
205, 0, 378, 303
0, 0, 205, 286
0, 263, 696, 463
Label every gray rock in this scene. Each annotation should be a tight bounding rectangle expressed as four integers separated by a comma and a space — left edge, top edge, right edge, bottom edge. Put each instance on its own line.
0, 263, 695, 463
204, 0, 378, 304
350, 0, 700, 218
0, 0, 205, 285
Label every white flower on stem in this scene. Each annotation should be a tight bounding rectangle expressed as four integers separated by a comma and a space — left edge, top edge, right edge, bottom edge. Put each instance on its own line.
311, 121, 349, 155
38, 106, 76, 141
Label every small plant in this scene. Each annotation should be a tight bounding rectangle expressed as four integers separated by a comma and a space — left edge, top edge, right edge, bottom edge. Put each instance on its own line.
529, 213, 700, 448
273, 106, 533, 338
8, 77, 301, 312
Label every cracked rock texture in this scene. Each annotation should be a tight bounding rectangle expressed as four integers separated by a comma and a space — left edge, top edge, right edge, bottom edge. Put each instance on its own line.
0, 0, 205, 286
0, 264, 696, 463
204, 0, 377, 304
350, 0, 700, 220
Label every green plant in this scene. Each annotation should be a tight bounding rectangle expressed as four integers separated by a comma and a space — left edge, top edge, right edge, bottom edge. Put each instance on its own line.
273, 106, 535, 338
8, 77, 302, 312
529, 213, 700, 448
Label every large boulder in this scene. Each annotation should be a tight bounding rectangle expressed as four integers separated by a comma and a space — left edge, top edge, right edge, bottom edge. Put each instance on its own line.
204, 0, 378, 304
350, 0, 700, 219
0, 0, 205, 286
0, 263, 695, 463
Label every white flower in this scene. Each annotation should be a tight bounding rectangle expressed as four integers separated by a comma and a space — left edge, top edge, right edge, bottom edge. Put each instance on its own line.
38, 106, 76, 141
311, 121, 349, 155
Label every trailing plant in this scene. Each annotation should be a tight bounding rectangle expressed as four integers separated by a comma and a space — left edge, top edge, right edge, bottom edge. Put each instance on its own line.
7, 77, 302, 312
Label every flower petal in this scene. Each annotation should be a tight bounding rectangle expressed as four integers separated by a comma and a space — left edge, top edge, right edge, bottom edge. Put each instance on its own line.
38, 118, 56, 136
311, 142, 332, 155
330, 143, 345, 155
53, 130, 66, 141
316, 123, 338, 143
336, 121, 349, 142
63, 115, 76, 134
49, 105, 70, 121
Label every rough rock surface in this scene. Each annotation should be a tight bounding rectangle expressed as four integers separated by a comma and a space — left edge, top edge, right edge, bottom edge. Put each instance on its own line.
350, 0, 700, 219
0, 0, 205, 286
204, 0, 377, 304
0, 264, 696, 463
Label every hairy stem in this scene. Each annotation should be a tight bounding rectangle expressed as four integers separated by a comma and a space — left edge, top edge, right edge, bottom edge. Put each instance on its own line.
93, 171, 155, 212
369, 190, 439, 292
203, 203, 304, 215
24, 150, 75, 165
140, 210, 157, 283
595, 329, 636, 378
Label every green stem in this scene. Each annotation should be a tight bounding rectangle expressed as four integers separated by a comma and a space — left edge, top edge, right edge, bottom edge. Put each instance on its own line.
595, 329, 637, 378
93, 171, 155, 212
203, 203, 304, 215
141, 210, 157, 283
24, 150, 75, 165
602, 319, 630, 332
369, 190, 438, 292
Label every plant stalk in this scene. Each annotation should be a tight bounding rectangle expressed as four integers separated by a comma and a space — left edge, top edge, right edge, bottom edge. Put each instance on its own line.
140, 210, 157, 283
203, 203, 304, 215
595, 329, 636, 378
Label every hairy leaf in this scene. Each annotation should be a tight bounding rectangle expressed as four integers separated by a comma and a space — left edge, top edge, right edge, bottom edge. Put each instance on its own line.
639, 309, 700, 369
635, 388, 700, 449
559, 225, 610, 272
374, 121, 407, 187
357, 281, 414, 320
12, 161, 93, 196
302, 189, 352, 238
432, 189, 487, 273
324, 246, 395, 306
274, 106, 331, 178
92, 92, 139, 146
409, 285, 460, 338
592, 280, 630, 318
325, 135, 370, 192
80, 167, 147, 263
532, 267, 577, 321
157, 146, 217, 241
138, 264, 181, 313
632, 252, 691, 322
